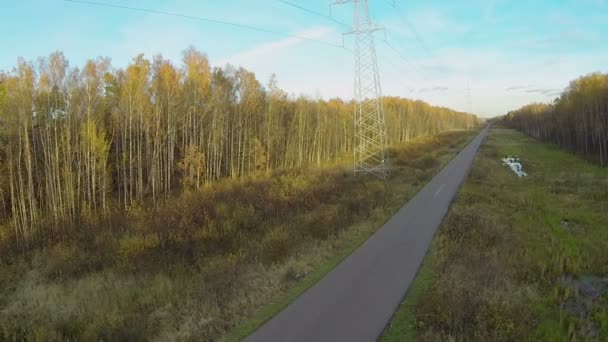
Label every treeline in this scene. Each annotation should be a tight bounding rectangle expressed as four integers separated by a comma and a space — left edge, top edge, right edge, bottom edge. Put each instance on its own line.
501, 72, 608, 165
0, 48, 475, 241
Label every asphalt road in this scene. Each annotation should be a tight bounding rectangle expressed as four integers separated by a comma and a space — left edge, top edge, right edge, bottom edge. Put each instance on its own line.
247, 127, 490, 342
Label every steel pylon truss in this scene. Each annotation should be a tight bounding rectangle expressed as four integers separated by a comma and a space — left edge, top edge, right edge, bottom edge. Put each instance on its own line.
466, 84, 473, 129
334, 0, 389, 178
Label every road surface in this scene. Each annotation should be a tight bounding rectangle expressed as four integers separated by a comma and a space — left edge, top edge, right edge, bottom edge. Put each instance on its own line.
247, 127, 489, 342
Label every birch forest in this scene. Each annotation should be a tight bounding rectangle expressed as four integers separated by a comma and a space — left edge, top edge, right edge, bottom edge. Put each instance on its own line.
0, 49, 475, 243
502, 72, 608, 165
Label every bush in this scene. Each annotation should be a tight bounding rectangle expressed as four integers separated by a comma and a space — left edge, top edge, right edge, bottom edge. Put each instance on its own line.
415, 169, 433, 183
270, 173, 316, 205
117, 234, 160, 271
41, 242, 82, 279
469, 162, 491, 183
260, 226, 293, 264
414, 155, 440, 170
442, 209, 481, 242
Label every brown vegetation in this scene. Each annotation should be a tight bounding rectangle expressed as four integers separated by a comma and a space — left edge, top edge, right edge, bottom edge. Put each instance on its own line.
0, 130, 475, 341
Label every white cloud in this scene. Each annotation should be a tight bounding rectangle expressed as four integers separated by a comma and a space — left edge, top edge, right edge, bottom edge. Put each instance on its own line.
105, 17, 203, 67
217, 27, 333, 67
215, 26, 354, 99
375, 42, 608, 117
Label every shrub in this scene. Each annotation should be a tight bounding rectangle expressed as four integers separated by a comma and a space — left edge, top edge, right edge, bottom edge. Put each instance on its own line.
41, 242, 82, 279
194, 220, 244, 259
469, 162, 491, 183
270, 174, 312, 204
199, 252, 244, 298
442, 209, 481, 242
260, 226, 293, 264
229, 204, 262, 233
414, 155, 440, 170
117, 234, 160, 271
415, 169, 432, 183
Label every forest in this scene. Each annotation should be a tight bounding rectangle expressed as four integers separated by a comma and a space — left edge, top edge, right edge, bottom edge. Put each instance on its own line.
0, 48, 476, 246
501, 72, 608, 165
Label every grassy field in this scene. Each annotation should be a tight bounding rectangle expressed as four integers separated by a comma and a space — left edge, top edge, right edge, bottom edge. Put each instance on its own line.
0, 130, 476, 341
382, 128, 608, 341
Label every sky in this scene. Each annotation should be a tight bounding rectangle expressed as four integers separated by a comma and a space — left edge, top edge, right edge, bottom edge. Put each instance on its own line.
1, 0, 607, 117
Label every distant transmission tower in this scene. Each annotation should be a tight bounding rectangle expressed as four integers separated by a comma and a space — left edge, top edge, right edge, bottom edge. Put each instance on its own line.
334, 0, 389, 178
466, 83, 473, 129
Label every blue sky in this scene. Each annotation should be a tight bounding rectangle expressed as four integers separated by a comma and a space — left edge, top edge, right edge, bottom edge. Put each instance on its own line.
1, 0, 607, 116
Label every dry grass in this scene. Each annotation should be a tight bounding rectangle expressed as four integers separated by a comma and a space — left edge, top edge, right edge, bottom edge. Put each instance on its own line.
0, 130, 476, 341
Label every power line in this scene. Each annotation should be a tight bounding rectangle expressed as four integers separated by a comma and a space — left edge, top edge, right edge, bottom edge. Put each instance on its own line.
382, 0, 453, 81
378, 39, 450, 100
380, 16, 464, 104
64, 0, 348, 50
382, 38, 428, 77
382, 0, 433, 58
384, 1, 473, 119
378, 52, 444, 99
377, 54, 416, 94
384, 0, 448, 78
276, 0, 348, 27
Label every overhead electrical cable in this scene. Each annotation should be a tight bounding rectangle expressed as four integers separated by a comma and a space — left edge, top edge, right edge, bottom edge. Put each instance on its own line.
377, 53, 417, 94
382, 38, 428, 77
64, 0, 348, 50
382, 0, 434, 57
276, 0, 348, 27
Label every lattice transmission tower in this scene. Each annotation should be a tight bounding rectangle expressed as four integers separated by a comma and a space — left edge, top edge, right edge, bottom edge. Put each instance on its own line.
467, 83, 474, 129
333, 0, 389, 178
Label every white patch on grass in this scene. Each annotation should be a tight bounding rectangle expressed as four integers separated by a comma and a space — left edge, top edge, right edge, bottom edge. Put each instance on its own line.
502, 156, 528, 177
